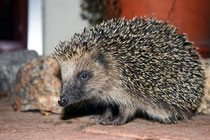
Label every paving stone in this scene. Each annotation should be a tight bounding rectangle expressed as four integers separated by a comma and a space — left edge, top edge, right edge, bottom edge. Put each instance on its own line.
0, 98, 132, 140
0, 98, 210, 140
84, 116, 210, 140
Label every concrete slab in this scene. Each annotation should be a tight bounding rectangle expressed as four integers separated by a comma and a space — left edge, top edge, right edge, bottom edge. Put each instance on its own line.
0, 98, 210, 140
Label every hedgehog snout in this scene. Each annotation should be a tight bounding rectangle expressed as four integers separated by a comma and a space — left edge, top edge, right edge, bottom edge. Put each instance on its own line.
58, 95, 69, 107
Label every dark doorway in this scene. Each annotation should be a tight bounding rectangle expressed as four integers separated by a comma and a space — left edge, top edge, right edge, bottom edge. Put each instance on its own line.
0, 0, 28, 52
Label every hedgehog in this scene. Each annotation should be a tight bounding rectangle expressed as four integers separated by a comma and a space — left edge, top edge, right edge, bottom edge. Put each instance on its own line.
53, 17, 205, 125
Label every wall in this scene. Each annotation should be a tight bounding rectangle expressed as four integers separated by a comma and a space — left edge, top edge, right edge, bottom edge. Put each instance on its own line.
28, 0, 43, 55
43, 0, 89, 56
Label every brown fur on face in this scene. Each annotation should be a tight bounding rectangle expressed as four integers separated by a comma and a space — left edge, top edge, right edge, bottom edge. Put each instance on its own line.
59, 49, 124, 105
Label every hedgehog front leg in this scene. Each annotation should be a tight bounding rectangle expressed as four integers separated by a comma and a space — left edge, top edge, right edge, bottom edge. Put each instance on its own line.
101, 107, 113, 120
92, 106, 113, 123
100, 106, 135, 126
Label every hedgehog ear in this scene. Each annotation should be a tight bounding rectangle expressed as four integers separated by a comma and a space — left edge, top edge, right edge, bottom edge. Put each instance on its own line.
92, 51, 107, 68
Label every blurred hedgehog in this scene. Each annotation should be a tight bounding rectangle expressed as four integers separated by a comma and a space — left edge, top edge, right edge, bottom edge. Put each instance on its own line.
53, 17, 205, 125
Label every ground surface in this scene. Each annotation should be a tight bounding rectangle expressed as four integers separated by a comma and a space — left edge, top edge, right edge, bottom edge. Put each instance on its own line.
0, 98, 210, 140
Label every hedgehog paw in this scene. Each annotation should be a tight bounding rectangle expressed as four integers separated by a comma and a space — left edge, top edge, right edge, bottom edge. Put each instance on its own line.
100, 106, 134, 126
91, 106, 113, 123
99, 114, 128, 126
99, 116, 125, 126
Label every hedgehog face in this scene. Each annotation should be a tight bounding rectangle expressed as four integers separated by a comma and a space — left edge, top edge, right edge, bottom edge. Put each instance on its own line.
58, 50, 109, 106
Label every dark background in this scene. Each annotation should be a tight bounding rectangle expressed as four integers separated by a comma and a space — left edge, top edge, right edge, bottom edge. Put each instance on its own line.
0, 0, 27, 52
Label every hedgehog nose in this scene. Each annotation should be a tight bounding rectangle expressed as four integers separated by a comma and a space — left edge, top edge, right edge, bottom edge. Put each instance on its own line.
58, 96, 69, 106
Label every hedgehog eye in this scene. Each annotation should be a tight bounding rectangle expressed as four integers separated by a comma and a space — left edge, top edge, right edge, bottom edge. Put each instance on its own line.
79, 72, 89, 81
